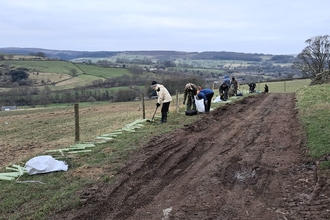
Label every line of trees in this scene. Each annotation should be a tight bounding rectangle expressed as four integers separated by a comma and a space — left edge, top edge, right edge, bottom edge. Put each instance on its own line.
0, 73, 206, 107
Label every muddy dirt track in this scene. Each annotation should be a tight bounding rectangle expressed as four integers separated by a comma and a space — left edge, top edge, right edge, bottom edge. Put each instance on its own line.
50, 93, 330, 220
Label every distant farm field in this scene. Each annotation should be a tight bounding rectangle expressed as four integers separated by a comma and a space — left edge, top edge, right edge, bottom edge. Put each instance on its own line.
0, 60, 133, 91
74, 63, 131, 78
28, 72, 72, 85
0, 60, 77, 74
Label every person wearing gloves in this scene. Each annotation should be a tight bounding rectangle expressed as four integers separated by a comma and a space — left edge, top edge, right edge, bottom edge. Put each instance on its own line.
183, 83, 198, 111
151, 81, 172, 124
196, 88, 214, 113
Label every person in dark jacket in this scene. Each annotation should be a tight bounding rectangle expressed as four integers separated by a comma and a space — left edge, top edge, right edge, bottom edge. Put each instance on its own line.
231, 77, 238, 95
219, 82, 229, 101
183, 83, 198, 111
264, 84, 269, 93
196, 88, 214, 113
249, 83, 256, 93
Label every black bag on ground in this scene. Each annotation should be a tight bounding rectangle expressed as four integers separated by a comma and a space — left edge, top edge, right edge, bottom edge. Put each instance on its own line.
185, 110, 198, 116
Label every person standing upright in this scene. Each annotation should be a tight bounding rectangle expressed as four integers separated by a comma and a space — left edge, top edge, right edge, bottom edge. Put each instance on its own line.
196, 88, 214, 113
231, 77, 238, 95
183, 83, 198, 111
151, 81, 172, 124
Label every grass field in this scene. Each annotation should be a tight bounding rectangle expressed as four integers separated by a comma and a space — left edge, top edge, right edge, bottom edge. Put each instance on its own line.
0, 60, 134, 92
0, 78, 330, 219
239, 78, 311, 93
74, 63, 131, 78
0, 60, 77, 74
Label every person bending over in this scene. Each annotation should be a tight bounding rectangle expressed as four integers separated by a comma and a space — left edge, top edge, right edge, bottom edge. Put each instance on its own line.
196, 88, 214, 113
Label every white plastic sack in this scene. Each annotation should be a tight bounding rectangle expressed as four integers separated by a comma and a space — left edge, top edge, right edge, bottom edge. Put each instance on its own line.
25, 155, 68, 175
212, 95, 223, 103
212, 96, 232, 103
195, 96, 205, 113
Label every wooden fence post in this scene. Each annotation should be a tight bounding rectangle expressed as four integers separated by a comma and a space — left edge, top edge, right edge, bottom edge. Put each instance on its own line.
74, 103, 80, 142
176, 90, 179, 112
142, 93, 145, 119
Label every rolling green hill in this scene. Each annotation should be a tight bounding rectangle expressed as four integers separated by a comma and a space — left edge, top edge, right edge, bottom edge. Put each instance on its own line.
0, 59, 133, 90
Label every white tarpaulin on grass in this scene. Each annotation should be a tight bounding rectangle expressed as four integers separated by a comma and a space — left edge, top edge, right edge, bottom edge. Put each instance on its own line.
25, 155, 68, 175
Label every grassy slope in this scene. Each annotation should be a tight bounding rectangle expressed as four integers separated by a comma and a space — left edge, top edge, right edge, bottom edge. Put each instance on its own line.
296, 84, 330, 164
0, 98, 211, 219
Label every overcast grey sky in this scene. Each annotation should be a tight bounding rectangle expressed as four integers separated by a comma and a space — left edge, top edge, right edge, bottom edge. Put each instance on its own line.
1, 0, 329, 55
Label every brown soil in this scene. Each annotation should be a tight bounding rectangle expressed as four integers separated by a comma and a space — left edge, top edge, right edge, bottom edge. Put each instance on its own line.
48, 93, 330, 219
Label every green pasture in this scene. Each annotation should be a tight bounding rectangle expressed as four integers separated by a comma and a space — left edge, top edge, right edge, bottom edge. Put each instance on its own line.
0, 60, 76, 74
75, 63, 131, 78
239, 79, 311, 93
0, 60, 132, 91
0, 60, 131, 78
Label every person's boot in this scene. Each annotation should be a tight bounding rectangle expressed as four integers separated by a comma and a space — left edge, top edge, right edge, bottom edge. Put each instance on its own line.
163, 114, 167, 123
159, 114, 165, 124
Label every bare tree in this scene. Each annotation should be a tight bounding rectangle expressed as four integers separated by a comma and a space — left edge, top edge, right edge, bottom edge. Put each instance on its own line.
293, 35, 330, 78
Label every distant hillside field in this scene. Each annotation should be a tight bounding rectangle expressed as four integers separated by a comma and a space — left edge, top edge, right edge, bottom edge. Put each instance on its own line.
0, 59, 133, 90
0, 60, 131, 77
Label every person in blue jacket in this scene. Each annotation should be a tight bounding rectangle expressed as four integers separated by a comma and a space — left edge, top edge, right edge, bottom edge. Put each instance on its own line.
196, 88, 214, 113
